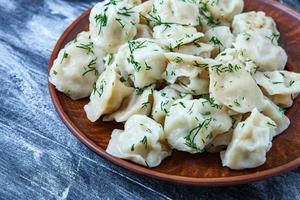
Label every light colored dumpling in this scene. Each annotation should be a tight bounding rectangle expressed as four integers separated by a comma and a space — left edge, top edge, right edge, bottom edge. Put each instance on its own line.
89, 0, 140, 53
153, 24, 203, 49
84, 69, 134, 122
206, 0, 244, 22
152, 86, 192, 124
147, 0, 200, 26
163, 52, 213, 95
234, 29, 287, 71
221, 108, 276, 170
49, 31, 106, 100
232, 11, 278, 35
173, 42, 214, 58
209, 57, 264, 113
253, 71, 300, 108
103, 85, 154, 122
106, 114, 172, 167
113, 38, 167, 88
261, 97, 290, 136
164, 99, 232, 154
203, 26, 235, 57
134, 24, 153, 39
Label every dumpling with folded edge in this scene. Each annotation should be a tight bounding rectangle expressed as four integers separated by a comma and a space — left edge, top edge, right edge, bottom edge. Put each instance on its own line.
234, 29, 287, 72
89, 0, 140, 53
202, 26, 235, 57
163, 52, 214, 95
49, 31, 106, 100
253, 71, 300, 108
209, 56, 264, 113
151, 86, 193, 125
205, 0, 244, 23
103, 85, 154, 122
164, 99, 232, 154
84, 69, 134, 122
134, 24, 153, 39
113, 38, 167, 88
232, 11, 278, 35
153, 24, 204, 49
261, 97, 290, 136
146, 0, 200, 26
221, 108, 276, 170
106, 114, 172, 167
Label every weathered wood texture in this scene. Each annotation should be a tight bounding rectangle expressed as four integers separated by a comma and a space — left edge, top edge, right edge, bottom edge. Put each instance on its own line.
0, 0, 300, 199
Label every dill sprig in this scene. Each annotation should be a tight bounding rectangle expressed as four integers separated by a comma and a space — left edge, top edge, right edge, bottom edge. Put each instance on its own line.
76, 42, 94, 54
82, 58, 99, 76
60, 51, 69, 64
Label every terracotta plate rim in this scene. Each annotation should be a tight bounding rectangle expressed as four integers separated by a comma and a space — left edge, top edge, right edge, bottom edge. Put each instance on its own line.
48, 1, 300, 186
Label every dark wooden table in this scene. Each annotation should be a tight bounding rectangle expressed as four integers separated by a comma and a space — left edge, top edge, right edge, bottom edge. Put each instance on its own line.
0, 0, 300, 199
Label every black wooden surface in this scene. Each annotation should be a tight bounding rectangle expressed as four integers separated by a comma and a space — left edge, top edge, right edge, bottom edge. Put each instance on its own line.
0, 0, 300, 199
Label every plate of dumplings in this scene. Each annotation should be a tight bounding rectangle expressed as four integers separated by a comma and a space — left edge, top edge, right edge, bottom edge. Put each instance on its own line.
48, 0, 300, 185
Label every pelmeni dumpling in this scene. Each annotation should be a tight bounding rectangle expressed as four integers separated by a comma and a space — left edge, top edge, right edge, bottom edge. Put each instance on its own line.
232, 11, 278, 35
106, 114, 172, 167
89, 0, 140, 53
147, 0, 200, 26
104, 85, 154, 122
84, 69, 134, 122
203, 26, 235, 57
113, 38, 167, 88
221, 109, 276, 170
134, 24, 153, 39
164, 99, 232, 154
209, 58, 264, 113
173, 42, 214, 58
253, 71, 300, 108
49, 31, 106, 100
153, 24, 204, 49
152, 87, 192, 124
163, 53, 212, 95
261, 97, 290, 136
204, 0, 244, 23
234, 29, 287, 71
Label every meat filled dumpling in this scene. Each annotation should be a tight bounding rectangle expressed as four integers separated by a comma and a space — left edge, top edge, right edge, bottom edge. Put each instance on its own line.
232, 11, 278, 35
49, 31, 106, 100
113, 38, 167, 88
234, 29, 287, 71
253, 71, 300, 107
151, 86, 192, 124
84, 69, 134, 122
164, 99, 232, 154
106, 114, 172, 167
104, 85, 154, 122
89, 0, 140, 53
221, 108, 276, 170
163, 52, 213, 95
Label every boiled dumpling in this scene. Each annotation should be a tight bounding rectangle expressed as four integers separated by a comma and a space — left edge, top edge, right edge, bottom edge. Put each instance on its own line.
221, 108, 276, 170
209, 57, 264, 113
164, 99, 232, 154
153, 24, 203, 49
89, 0, 140, 53
173, 41, 214, 58
163, 52, 213, 95
103, 85, 154, 122
152, 86, 192, 124
134, 24, 153, 39
84, 69, 134, 122
234, 29, 287, 71
261, 97, 290, 135
205, 0, 244, 23
49, 31, 106, 100
113, 38, 167, 88
206, 130, 233, 153
203, 26, 235, 57
106, 114, 172, 167
253, 71, 300, 108
232, 11, 278, 35
146, 0, 200, 26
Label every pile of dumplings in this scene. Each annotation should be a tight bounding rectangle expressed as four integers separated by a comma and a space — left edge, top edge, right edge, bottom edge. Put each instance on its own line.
49, 0, 300, 170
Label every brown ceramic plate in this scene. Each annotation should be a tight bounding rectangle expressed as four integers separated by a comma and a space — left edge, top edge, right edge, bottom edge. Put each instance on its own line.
48, 0, 300, 186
